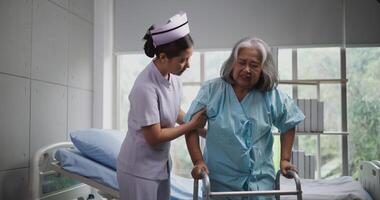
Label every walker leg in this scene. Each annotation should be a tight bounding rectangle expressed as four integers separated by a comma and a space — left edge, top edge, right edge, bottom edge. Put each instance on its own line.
275, 170, 281, 200
193, 179, 199, 200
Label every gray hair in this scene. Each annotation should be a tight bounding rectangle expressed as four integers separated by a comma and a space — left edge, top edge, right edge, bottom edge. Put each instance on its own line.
220, 37, 278, 91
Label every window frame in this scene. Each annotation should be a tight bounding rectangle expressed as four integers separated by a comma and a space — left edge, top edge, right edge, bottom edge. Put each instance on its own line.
275, 47, 349, 178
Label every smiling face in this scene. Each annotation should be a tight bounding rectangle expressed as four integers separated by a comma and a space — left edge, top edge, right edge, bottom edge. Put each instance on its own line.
168, 47, 193, 76
231, 47, 263, 90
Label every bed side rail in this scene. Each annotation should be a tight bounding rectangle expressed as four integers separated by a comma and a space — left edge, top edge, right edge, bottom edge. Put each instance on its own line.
29, 142, 74, 200
359, 160, 380, 200
193, 170, 302, 200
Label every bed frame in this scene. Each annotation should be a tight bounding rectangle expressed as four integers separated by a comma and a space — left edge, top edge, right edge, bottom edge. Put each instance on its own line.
359, 160, 380, 200
29, 142, 119, 200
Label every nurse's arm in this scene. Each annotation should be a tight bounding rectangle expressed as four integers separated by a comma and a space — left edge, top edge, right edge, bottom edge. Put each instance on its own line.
280, 128, 298, 177
176, 109, 186, 125
142, 109, 206, 146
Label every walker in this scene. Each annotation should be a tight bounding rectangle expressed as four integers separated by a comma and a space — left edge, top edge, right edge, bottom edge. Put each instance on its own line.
193, 170, 302, 200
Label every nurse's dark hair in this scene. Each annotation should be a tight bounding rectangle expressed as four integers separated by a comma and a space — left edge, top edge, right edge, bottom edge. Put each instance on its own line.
143, 25, 194, 59
220, 37, 278, 92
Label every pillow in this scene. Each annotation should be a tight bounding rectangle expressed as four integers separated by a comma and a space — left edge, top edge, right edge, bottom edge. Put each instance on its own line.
70, 128, 126, 170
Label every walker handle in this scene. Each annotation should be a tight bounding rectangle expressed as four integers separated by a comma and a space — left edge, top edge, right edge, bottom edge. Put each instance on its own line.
193, 171, 206, 200
275, 170, 302, 200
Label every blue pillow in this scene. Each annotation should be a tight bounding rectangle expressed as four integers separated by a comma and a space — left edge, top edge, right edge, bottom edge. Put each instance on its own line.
70, 128, 126, 170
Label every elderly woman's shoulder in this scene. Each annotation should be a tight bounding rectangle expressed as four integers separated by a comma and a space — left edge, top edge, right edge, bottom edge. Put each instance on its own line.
202, 77, 227, 90
203, 77, 226, 86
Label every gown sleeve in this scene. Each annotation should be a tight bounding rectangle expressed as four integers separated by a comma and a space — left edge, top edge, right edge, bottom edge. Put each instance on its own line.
183, 82, 210, 123
268, 88, 305, 133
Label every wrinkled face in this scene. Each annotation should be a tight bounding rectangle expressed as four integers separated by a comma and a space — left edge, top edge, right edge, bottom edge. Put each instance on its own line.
168, 47, 193, 76
231, 47, 263, 89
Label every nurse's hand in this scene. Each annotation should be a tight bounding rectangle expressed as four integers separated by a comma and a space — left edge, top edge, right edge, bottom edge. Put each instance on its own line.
191, 160, 209, 179
190, 109, 207, 130
280, 159, 298, 178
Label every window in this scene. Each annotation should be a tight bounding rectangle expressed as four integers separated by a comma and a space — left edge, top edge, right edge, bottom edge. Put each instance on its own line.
346, 47, 380, 179
204, 51, 231, 79
277, 47, 344, 179
116, 54, 150, 132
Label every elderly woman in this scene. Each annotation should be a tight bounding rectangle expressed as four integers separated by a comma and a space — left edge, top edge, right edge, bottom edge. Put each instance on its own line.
184, 37, 305, 199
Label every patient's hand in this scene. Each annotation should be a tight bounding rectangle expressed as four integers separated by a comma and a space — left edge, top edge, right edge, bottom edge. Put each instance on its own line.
191, 160, 209, 179
280, 159, 298, 179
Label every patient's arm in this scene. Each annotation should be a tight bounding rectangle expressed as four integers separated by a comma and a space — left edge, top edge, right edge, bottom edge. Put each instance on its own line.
197, 128, 207, 138
177, 109, 207, 138
280, 128, 298, 177
186, 130, 209, 179
142, 109, 206, 146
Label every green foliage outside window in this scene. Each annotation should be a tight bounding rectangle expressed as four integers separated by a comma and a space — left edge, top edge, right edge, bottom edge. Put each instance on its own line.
347, 47, 380, 179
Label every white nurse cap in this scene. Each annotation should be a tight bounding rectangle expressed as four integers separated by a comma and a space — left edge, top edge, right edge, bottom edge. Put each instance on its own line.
150, 12, 190, 47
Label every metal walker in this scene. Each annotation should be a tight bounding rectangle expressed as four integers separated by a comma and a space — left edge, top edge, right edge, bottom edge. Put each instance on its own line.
193, 170, 302, 200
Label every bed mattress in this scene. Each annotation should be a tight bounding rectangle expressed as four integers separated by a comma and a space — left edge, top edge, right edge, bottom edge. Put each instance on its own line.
280, 176, 373, 200
55, 148, 372, 200
54, 147, 200, 199
55, 147, 119, 190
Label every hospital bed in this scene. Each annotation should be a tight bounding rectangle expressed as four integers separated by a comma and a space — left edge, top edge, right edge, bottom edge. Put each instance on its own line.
30, 140, 378, 200
30, 142, 198, 200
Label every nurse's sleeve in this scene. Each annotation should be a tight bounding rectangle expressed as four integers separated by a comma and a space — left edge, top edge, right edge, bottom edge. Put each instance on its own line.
269, 88, 305, 134
183, 83, 210, 123
129, 86, 160, 127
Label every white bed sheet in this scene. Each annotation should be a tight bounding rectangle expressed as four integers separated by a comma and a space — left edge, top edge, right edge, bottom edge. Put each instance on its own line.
55, 147, 119, 190
54, 147, 199, 200
280, 176, 373, 200
55, 148, 373, 200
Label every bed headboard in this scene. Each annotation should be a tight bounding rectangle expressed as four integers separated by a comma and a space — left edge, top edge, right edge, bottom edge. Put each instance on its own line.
29, 142, 90, 200
359, 160, 380, 200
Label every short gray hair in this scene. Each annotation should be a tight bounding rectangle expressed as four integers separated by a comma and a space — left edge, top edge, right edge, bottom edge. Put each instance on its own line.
220, 37, 278, 91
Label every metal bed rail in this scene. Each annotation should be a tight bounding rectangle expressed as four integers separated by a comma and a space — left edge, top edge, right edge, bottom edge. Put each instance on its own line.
193, 170, 302, 200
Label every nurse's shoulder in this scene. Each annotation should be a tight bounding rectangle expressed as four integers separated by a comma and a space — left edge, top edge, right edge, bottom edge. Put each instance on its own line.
170, 73, 182, 89
129, 66, 157, 100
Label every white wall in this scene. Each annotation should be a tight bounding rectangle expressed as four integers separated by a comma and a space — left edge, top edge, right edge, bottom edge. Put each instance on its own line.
94, 0, 115, 129
0, 0, 94, 199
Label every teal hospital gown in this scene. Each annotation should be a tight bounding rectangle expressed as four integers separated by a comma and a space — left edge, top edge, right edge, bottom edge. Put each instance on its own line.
184, 78, 305, 200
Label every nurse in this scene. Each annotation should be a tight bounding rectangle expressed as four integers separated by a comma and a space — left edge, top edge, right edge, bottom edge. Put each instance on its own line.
117, 12, 207, 200
185, 37, 305, 199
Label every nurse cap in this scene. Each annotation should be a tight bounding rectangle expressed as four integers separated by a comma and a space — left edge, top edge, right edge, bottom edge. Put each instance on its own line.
150, 12, 190, 47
